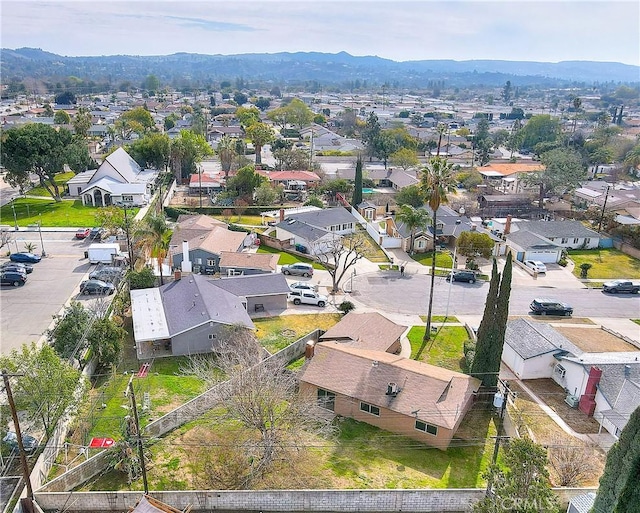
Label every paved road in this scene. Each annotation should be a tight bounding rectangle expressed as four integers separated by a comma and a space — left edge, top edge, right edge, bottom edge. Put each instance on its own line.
349, 271, 640, 319
0, 231, 95, 354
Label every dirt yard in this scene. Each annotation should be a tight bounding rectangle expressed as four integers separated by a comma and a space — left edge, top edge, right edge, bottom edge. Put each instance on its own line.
555, 326, 639, 353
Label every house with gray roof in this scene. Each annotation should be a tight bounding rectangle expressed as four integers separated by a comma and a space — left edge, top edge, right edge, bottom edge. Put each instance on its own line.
210, 273, 291, 314
130, 274, 254, 359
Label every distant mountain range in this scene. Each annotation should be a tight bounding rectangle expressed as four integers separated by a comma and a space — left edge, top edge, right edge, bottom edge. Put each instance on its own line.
2, 48, 638, 88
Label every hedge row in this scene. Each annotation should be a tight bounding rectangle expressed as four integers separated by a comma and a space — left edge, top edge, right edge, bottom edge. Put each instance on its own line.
164, 205, 279, 219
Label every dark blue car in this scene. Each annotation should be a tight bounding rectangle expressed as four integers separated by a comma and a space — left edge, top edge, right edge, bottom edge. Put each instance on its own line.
9, 252, 41, 263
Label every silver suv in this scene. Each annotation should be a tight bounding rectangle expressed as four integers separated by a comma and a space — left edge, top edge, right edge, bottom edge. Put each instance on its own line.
288, 290, 327, 307
281, 263, 314, 277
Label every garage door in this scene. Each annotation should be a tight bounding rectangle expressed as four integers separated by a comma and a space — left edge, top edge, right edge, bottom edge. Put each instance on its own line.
525, 250, 559, 263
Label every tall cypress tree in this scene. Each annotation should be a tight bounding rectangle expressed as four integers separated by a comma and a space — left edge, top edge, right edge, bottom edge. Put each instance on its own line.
593, 405, 640, 513
351, 153, 363, 207
489, 252, 513, 384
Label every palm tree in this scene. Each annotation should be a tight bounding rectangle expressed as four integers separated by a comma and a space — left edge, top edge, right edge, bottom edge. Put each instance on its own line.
245, 122, 275, 165
420, 156, 457, 342
217, 135, 237, 179
135, 214, 170, 285
396, 205, 430, 255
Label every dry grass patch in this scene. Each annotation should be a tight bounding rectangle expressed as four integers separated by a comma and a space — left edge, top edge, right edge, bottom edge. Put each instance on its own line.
555, 326, 638, 352
254, 313, 342, 353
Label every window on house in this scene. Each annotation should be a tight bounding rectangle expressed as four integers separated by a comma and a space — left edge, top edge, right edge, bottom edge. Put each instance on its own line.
573, 238, 579, 244
415, 420, 438, 435
555, 364, 566, 379
342, 223, 351, 230
585, 238, 591, 245
360, 402, 380, 416
417, 240, 425, 249
122, 195, 134, 202
330, 225, 337, 231
365, 210, 373, 220
561, 238, 568, 244
195, 258, 202, 264
317, 388, 335, 411
207, 259, 215, 266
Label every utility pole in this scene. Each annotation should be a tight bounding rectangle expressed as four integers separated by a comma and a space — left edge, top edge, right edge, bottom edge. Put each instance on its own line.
597, 185, 611, 233
38, 215, 46, 257
122, 205, 134, 270
485, 380, 510, 497
127, 379, 148, 494
2, 370, 34, 503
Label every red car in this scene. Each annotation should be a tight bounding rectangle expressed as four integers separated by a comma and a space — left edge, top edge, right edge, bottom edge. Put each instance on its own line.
75, 228, 91, 239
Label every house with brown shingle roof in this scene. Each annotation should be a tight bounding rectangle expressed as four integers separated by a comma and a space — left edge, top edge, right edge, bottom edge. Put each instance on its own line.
319, 312, 406, 354
218, 251, 279, 276
299, 342, 481, 449
478, 161, 544, 194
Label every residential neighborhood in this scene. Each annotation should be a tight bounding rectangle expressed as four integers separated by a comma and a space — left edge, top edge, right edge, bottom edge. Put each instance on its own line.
0, 7, 639, 513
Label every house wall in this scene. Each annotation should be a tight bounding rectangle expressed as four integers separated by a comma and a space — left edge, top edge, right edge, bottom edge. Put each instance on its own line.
111, 191, 147, 207
593, 389, 619, 437
170, 321, 234, 356
219, 265, 272, 276
501, 344, 526, 378
547, 236, 599, 250
553, 360, 588, 397
299, 383, 457, 450
502, 346, 557, 380
173, 249, 220, 272
246, 294, 287, 313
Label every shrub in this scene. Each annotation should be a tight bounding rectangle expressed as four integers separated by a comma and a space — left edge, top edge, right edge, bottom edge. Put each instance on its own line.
129, 267, 155, 289
338, 301, 355, 314
558, 258, 568, 267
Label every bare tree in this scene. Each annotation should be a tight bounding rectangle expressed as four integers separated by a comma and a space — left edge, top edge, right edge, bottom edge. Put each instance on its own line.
182, 325, 335, 487
316, 233, 366, 293
0, 229, 12, 250
548, 438, 598, 487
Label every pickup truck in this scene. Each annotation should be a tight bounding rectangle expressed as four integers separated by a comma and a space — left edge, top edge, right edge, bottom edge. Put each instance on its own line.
602, 280, 640, 294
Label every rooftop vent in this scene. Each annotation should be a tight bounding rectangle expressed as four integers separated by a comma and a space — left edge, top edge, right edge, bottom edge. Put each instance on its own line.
386, 382, 398, 396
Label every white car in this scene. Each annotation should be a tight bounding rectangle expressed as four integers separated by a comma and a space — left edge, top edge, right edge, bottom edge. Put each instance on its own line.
524, 260, 547, 273
289, 281, 319, 293
288, 290, 328, 307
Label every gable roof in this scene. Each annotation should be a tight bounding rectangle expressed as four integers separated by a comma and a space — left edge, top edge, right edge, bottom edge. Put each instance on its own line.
519, 220, 599, 239
479, 162, 544, 177
275, 219, 333, 243
101, 147, 142, 183
268, 170, 321, 182
505, 318, 582, 360
218, 251, 279, 272
159, 274, 254, 336
319, 312, 406, 353
506, 230, 562, 250
288, 207, 356, 228
170, 226, 246, 256
300, 343, 481, 429
210, 273, 291, 297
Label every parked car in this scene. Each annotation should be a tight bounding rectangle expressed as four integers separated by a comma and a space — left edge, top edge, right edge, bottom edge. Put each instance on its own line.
90, 227, 106, 240
3, 432, 39, 452
75, 228, 91, 239
446, 270, 477, 283
281, 263, 314, 277
602, 280, 640, 294
79, 279, 115, 295
1, 271, 27, 287
1, 262, 33, 274
9, 252, 41, 263
289, 281, 319, 292
529, 298, 573, 316
524, 260, 547, 273
288, 290, 327, 307
89, 266, 124, 282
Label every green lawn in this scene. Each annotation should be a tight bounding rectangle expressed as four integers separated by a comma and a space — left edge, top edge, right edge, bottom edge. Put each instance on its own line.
0, 198, 139, 228
407, 325, 469, 371
26, 171, 75, 197
419, 315, 460, 323
254, 313, 341, 353
257, 244, 325, 270
569, 248, 640, 279
410, 251, 454, 269
633, 319, 640, 326
214, 214, 264, 226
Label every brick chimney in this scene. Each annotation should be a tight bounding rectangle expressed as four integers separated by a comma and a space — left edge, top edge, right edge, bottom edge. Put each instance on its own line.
174, 270, 182, 281
579, 366, 602, 417
305, 340, 315, 359
280, 209, 285, 222
181, 240, 192, 273
504, 214, 513, 235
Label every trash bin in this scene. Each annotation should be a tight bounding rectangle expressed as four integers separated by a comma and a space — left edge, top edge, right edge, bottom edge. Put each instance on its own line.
84, 250, 89, 259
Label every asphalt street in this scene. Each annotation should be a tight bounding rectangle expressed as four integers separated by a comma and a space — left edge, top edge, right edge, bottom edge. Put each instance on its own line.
348, 271, 640, 319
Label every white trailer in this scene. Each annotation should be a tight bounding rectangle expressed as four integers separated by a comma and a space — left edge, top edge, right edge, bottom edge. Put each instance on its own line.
87, 243, 122, 264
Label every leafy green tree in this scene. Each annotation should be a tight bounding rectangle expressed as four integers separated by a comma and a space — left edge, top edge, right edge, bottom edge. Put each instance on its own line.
115, 106, 156, 139
321, 178, 352, 202
233, 91, 248, 105
42, 103, 54, 117
420, 157, 456, 342
272, 146, 310, 171
217, 135, 238, 178
164, 112, 179, 131
135, 213, 170, 285
254, 184, 278, 205
373, 131, 399, 169
54, 91, 76, 105
523, 148, 585, 207
88, 318, 125, 370
235, 106, 260, 128
473, 437, 558, 513
284, 98, 314, 129
65, 140, 94, 173
170, 129, 213, 181
304, 196, 324, 208
245, 123, 275, 165
254, 97, 271, 111
127, 132, 171, 170
519, 114, 561, 151
47, 301, 91, 359
395, 184, 425, 207
142, 74, 160, 93
1, 124, 87, 201
474, 118, 493, 166
396, 205, 430, 254
502, 80, 512, 103
390, 147, 419, 170
226, 165, 267, 202
53, 110, 71, 124
0, 343, 82, 440
128, 267, 156, 289
456, 231, 495, 261
351, 154, 363, 207
594, 404, 640, 511
266, 106, 289, 130
361, 112, 381, 159
624, 143, 640, 174
72, 107, 93, 139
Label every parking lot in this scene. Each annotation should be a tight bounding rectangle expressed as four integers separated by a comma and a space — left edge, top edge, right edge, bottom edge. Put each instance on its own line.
0, 231, 96, 354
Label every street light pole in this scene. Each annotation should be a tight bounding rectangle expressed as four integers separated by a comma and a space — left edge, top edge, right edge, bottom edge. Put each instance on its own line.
597, 185, 611, 233
11, 203, 18, 231
38, 216, 46, 257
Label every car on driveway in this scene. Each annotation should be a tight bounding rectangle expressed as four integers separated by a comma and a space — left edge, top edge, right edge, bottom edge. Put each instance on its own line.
289, 281, 319, 292
1, 271, 27, 287
9, 252, 41, 263
90, 227, 106, 240
288, 290, 327, 307
79, 279, 115, 295
281, 263, 314, 277
602, 280, 640, 294
1, 262, 33, 274
524, 260, 547, 273
446, 270, 477, 283
89, 266, 124, 282
75, 228, 91, 239
529, 298, 573, 316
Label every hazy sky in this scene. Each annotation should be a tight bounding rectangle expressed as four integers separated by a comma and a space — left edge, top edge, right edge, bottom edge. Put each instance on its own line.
2, 0, 639, 65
